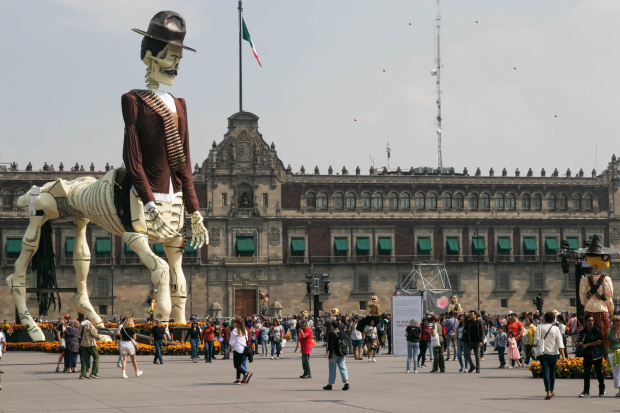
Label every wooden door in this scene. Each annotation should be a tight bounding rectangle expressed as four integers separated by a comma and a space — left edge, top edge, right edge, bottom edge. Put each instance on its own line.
234, 290, 256, 317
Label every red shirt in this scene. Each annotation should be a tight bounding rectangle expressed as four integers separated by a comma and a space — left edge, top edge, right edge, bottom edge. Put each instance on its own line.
201, 323, 214, 341
507, 321, 523, 339
298, 327, 313, 355
221, 326, 231, 342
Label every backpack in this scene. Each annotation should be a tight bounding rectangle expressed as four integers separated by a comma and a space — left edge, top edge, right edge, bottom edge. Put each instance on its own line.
334, 331, 348, 357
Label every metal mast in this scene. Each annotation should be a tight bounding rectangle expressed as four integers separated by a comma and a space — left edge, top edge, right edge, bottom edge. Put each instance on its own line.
238, 0, 243, 112
432, 0, 443, 171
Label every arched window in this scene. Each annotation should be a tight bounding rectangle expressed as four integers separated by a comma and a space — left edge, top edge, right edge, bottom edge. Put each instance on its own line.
15, 189, 26, 198
558, 193, 567, 211
389, 192, 398, 209
469, 193, 479, 209
442, 193, 452, 208
2, 190, 13, 208
583, 193, 593, 211
318, 192, 328, 208
428, 192, 437, 209
481, 193, 490, 209
346, 192, 356, 208
521, 194, 531, 210
506, 193, 516, 210
400, 193, 410, 209
495, 193, 505, 209
532, 194, 542, 210
361, 192, 371, 208
454, 193, 464, 209
373, 192, 383, 209
306, 192, 316, 208
334, 192, 344, 209
572, 193, 581, 211
547, 194, 556, 211
415, 193, 425, 209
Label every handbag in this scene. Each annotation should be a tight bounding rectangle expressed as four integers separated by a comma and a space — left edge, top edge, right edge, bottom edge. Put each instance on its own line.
59, 338, 66, 349
122, 326, 139, 349
534, 325, 554, 359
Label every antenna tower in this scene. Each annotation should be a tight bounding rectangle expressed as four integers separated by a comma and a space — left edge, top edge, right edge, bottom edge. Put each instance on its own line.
431, 0, 443, 170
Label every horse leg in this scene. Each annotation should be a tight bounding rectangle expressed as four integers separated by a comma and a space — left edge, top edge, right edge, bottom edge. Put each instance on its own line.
164, 235, 187, 324
5, 215, 48, 342
70, 218, 104, 329
123, 232, 171, 332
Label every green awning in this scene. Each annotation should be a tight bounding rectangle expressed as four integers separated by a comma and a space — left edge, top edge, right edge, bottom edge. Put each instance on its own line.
66, 238, 74, 253
545, 238, 559, 251
523, 237, 537, 252
417, 238, 432, 252
6, 238, 21, 253
291, 238, 306, 253
472, 237, 486, 251
185, 239, 197, 253
334, 238, 348, 253
446, 238, 460, 253
236, 236, 255, 252
125, 243, 134, 253
356, 238, 370, 251
378, 237, 393, 252
95, 238, 111, 253
567, 237, 580, 250
154, 243, 164, 253
497, 237, 512, 251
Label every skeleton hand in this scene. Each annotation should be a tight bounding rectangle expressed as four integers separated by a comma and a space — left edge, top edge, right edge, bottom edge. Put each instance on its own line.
190, 211, 209, 249
146, 206, 181, 240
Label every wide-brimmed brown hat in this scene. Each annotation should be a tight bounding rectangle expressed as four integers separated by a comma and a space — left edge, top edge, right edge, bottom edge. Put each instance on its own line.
132, 11, 196, 52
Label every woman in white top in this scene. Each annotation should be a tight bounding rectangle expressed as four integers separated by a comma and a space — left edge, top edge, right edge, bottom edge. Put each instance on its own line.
225, 316, 253, 384
363, 319, 378, 362
533, 311, 566, 400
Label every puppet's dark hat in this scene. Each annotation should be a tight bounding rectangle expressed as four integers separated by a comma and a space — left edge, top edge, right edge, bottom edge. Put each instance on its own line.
576, 234, 618, 256
132, 11, 196, 52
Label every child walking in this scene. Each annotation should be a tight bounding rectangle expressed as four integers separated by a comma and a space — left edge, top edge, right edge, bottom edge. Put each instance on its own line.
507, 331, 522, 369
495, 326, 507, 369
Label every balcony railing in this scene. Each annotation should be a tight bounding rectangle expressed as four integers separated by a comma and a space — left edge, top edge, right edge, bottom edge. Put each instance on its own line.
223, 256, 269, 264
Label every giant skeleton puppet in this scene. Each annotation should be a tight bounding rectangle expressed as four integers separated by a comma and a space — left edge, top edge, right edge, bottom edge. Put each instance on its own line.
6, 11, 207, 341
578, 235, 617, 350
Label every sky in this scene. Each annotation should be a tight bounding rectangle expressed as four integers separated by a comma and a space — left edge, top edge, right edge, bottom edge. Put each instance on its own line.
1, 0, 619, 175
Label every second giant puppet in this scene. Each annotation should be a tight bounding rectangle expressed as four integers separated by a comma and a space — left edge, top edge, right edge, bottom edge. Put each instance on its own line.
578, 235, 617, 350
124, 11, 208, 324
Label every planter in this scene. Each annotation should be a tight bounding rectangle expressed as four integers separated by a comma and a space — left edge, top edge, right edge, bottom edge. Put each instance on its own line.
531, 372, 540, 378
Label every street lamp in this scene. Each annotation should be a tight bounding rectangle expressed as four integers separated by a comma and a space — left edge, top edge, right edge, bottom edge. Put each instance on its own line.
475, 221, 481, 314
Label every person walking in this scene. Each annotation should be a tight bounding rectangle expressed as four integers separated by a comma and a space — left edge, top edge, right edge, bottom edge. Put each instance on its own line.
578, 314, 605, 398
184, 322, 201, 363
495, 326, 507, 369
116, 317, 125, 368
456, 315, 469, 372
522, 317, 536, 365
149, 319, 167, 365
260, 321, 269, 357
324, 320, 350, 391
405, 318, 421, 373
269, 319, 283, 360
462, 310, 484, 373
63, 320, 80, 373
79, 320, 100, 379
298, 319, 313, 378
607, 315, 620, 397
220, 321, 231, 359
0, 326, 6, 390
442, 312, 458, 361
289, 315, 298, 343
506, 331, 522, 369
117, 318, 143, 378
55, 315, 70, 372
418, 318, 431, 368
350, 316, 363, 360
363, 319, 378, 362
534, 311, 565, 400
430, 320, 445, 373
201, 320, 215, 363
224, 316, 253, 384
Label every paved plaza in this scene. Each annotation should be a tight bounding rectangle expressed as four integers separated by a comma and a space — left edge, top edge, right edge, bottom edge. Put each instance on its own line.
2, 347, 620, 413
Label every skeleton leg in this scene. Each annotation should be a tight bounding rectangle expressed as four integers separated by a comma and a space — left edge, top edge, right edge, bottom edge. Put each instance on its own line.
70, 218, 104, 328
123, 232, 171, 330
164, 236, 187, 324
5, 215, 48, 342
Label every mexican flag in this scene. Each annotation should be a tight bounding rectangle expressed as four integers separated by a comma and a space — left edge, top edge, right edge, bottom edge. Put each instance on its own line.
242, 18, 262, 67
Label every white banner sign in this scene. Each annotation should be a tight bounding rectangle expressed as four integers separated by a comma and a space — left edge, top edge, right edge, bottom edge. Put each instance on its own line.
391, 296, 423, 355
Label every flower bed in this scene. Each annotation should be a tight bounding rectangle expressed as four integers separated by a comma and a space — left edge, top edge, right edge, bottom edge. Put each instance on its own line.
6, 340, 221, 355
529, 357, 612, 378
1, 323, 56, 333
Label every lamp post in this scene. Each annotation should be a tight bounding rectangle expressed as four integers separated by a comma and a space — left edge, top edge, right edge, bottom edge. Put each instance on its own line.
306, 221, 313, 317
475, 221, 481, 314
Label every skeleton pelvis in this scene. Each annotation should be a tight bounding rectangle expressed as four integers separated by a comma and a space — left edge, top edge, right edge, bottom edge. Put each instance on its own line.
130, 190, 185, 242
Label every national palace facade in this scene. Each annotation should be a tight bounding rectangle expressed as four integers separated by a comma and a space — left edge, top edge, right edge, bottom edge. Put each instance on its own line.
2, 111, 620, 320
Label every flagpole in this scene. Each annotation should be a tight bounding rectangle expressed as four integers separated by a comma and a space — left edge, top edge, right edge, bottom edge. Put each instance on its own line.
238, 0, 243, 112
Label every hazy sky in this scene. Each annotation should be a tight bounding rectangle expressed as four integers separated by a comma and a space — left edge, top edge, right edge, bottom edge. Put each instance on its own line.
2, 0, 618, 175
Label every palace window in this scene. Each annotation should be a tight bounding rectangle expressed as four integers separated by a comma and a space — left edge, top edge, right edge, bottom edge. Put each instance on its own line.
583, 194, 592, 210
547, 194, 556, 211
496, 272, 511, 291
389, 192, 398, 209
373, 193, 383, 209
480, 193, 490, 209
262, 194, 268, 207
468, 193, 478, 209
306, 192, 316, 208
532, 194, 542, 210
400, 193, 410, 209
558, 194, 567, 211
415, 193, 425, 209
454, 193, 464, 209
427, 193, 437, 209
442, 193, 452, 208
221, 193, 227, 206
495, 193, 505, 209
334, 192, 344, 209
572, 194, 581, 211
2, 190, 13, 208
317, 192, 328, 208
361, 192, 371, 208
346, 192, 356, 208
506, 193, 516, 210
521, 194, 531, 210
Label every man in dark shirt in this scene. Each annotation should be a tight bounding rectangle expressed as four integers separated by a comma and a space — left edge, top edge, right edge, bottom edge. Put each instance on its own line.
220, 321, 231, 360
150, 319, 167, 364
462, 310, 484, 373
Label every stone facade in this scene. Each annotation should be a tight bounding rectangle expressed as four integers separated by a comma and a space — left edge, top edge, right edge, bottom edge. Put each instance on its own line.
2, 112, 620, 320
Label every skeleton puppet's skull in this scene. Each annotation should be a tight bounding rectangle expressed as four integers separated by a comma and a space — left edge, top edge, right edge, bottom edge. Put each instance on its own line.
143, 43, 183, 87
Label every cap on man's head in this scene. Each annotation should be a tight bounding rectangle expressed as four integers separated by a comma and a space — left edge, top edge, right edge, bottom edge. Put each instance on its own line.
64, 314, 71, 319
